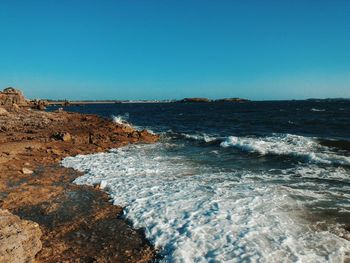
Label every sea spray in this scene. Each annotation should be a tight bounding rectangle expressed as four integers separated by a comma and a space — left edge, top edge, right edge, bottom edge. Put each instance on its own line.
112, 113, 130, 125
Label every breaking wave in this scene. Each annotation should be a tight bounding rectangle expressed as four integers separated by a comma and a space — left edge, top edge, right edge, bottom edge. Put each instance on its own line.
112, 113, 130, 125
181, 133, 218, 143
220, 134, 350, 165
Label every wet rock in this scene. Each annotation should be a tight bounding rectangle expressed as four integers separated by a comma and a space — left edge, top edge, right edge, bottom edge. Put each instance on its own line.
0, 209, 42, 263
130, 131, 140, 138
119, 124, 135, 133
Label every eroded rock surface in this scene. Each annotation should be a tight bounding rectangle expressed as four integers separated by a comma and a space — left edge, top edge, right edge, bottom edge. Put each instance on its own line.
0, 87, 28, 107
0, 209, 42, 263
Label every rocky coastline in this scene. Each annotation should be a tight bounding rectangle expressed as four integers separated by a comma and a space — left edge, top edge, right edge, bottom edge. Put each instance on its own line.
0, 88, 158, 262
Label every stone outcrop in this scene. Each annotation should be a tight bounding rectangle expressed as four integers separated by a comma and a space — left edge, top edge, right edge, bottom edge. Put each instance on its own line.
0, 209, 42, 263
30, 99, 48, 110
0, 87, 28, 107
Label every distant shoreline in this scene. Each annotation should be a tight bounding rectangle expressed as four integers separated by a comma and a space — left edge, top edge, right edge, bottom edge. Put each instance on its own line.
44, 97, 350, 106
47, 97, 250, 105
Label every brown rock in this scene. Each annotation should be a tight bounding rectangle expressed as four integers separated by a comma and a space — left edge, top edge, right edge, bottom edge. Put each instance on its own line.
21, 167, 34, 174
0, 209, 42, 263
0, 107, 8, 115
37, 104, 46, 110
0, 105, 159, 261
119, 124, 135, 133
51, 148, 62, 155
52, 132, 72, 142
9, 103, 20, 112
130, 131, 140, 138
30, 99, 48, 110
62, 133, 72, 142
0, 87, 28, 106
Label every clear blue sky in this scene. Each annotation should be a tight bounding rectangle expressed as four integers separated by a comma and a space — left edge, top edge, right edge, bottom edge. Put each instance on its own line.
0, 0, 349, 100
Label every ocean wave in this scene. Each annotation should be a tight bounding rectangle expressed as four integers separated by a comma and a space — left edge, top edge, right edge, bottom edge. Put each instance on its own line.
181, 133, 218, 143
163, 130, 221, 144
220, 134, 350, 165
62, 143, 350, 262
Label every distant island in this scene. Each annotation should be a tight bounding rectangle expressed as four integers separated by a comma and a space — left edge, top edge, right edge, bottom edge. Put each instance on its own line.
44, 97, 250, 106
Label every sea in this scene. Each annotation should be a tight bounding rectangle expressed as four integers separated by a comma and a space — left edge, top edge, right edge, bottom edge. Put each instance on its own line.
50, 100, 350, 262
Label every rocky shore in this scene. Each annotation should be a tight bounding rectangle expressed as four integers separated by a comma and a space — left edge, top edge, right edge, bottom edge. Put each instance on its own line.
0, 89, 158, 262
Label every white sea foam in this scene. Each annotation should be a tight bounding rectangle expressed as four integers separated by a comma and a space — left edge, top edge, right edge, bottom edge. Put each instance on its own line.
62, 143, 350, 262
311, 108, 326, 112
220, 134, 350, 165
112, 113, 130, 125
181, 133, 218, 143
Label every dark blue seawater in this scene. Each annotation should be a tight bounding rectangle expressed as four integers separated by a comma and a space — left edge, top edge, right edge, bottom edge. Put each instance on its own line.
50, 100, 350, 140
56, 101, 350, 262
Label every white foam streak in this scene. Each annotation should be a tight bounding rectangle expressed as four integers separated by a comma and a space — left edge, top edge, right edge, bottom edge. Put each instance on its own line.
311, 108, 326, 112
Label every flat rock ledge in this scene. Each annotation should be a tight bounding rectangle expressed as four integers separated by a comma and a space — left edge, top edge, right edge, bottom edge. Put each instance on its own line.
0, 209, 42, 263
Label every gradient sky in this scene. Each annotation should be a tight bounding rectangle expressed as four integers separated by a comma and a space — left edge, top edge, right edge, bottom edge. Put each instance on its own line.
0, 0, 349, 100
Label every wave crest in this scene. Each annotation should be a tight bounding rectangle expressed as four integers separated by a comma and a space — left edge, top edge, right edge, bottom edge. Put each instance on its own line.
220, 134, 350, 165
